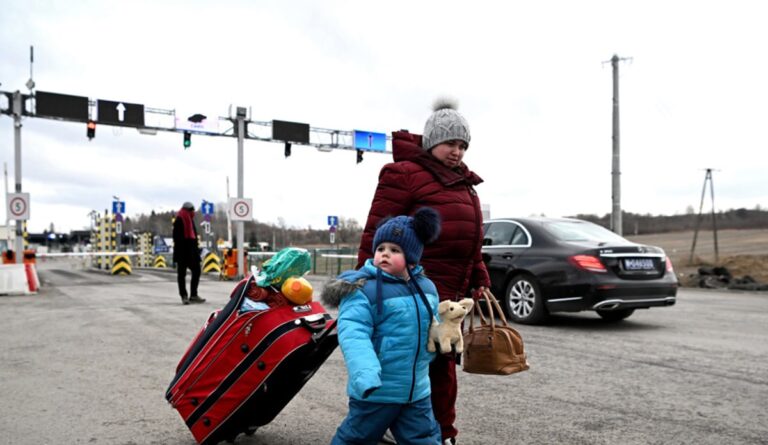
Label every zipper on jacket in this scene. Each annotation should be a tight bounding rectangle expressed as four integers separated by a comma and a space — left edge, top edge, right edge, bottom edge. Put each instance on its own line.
407, 284, 421, 403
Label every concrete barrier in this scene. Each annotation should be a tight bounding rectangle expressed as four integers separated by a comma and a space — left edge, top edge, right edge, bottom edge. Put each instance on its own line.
0, 264, 39, 295
154, 255, 167, 268
111, 255, 132, 275
203, 252, 221, 274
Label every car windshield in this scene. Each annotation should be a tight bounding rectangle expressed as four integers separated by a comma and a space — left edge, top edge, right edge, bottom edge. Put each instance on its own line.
543, 220, 628, 243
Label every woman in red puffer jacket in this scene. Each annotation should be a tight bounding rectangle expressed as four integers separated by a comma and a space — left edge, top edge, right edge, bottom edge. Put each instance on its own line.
356, 98, 490, 445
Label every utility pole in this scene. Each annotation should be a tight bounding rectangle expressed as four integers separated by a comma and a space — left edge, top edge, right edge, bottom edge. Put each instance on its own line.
689, 168, 720, 264
611, 54, 621, 235
608, 54, 632, 236
235, 107, 246, 279
225, 176, 232, 248
4, 163, 10, 248
12, 91, 24, 263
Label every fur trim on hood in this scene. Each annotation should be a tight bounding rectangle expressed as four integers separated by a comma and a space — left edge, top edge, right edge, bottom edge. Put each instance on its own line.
320, 277, 367, 308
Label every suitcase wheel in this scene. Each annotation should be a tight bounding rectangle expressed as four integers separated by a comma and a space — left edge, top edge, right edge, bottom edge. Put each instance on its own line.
244, 426, 259, 436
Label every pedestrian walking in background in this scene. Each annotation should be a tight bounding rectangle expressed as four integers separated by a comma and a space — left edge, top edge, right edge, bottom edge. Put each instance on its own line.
357, 99, 491, 445
323, 208, 442, 445
173, 202, 205, 304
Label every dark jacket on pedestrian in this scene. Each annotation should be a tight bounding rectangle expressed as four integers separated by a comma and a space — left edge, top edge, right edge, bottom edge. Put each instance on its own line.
356, 130, 491, 301
173, 208, 200, 264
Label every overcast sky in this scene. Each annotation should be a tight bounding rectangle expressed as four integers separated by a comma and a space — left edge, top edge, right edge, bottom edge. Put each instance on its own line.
1, 0, 766, 234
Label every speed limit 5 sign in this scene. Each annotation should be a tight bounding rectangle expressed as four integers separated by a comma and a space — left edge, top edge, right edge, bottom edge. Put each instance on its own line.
7, 192, 30, 221
228, 197, 253, 222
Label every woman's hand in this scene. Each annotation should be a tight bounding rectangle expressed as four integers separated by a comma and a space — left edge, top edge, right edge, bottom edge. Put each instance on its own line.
471, 286, 487, 300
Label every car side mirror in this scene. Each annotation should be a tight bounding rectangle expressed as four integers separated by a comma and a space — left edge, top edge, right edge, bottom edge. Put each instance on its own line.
482, 237, 492, 246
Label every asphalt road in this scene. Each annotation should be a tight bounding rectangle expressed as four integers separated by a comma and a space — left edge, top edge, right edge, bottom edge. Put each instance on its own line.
1, 259, 766, 445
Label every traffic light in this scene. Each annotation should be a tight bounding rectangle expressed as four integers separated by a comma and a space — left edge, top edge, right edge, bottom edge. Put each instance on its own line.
86, 120, 96, 140
183, 131, 191, 149
284, 142, 292, 158
356, 149, 364, 164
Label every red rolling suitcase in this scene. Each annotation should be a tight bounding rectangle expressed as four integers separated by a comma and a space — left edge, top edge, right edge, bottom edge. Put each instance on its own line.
166, 275, 338, 445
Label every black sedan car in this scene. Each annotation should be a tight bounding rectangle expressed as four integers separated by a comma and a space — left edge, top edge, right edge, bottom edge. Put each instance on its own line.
482, 217, 678, 324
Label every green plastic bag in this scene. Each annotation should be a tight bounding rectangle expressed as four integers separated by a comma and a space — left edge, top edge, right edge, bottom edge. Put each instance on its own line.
255, 247, 311, 287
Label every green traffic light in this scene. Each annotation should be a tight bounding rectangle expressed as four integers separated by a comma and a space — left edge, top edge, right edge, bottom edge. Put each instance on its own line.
183, 131, 191, 149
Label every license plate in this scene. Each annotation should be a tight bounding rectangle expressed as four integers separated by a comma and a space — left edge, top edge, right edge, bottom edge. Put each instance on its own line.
624, 258, 656, 271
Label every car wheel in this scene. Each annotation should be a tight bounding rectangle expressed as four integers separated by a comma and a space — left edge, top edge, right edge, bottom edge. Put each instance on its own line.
596, 308, 635, 322
503, 274, 547, 324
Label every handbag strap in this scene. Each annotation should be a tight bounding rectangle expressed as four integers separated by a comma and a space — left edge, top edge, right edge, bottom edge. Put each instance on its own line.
482, 288, 511, 327
468, 299, 475, 333
476, 295, 490, 326
467, 289, 512, 333
481, 292, 496, 330
469, 290, 496, 333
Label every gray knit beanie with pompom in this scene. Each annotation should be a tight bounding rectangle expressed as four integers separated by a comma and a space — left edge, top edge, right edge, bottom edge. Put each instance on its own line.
422, 97, 471, 150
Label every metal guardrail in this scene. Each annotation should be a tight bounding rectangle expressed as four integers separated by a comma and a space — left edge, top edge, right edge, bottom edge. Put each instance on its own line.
245, 249, 358, 276
121, 247, 358, 277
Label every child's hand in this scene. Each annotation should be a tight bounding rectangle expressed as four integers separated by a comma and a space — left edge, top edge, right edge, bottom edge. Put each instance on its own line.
362, 386, 380, 399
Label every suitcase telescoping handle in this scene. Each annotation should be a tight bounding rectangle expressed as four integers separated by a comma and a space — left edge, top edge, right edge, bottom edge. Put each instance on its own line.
297, 314, 328, 333
313, 318, 337, 344
295, 314, 337, 344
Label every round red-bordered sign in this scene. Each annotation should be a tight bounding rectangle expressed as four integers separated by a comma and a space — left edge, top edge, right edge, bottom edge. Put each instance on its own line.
232, 200, 250, 218
9, 196, 27, 218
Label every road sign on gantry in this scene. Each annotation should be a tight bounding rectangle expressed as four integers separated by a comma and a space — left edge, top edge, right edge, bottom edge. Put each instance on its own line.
201, 201, 214, 215
353, 130, 387, 152
35, 91, 89, 122
112, 201, 126, 215
7, 192, 30, 221
229, 198, 253, 222
176, 112, 220, 134
97, 99, 145, 127
273, 120, 310, 144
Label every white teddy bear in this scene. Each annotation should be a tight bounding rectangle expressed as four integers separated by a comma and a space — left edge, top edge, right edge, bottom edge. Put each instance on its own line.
428, 298, 474, 354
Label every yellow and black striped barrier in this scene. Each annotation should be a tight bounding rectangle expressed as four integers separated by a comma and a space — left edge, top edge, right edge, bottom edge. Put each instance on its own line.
154, 255, 167, 268
203, 252, 221, 274
23, 221, 29, 249
111, 255, 132, 275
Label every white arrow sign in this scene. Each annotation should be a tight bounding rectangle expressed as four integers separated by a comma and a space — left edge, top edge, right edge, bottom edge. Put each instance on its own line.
116, 103, 126, 122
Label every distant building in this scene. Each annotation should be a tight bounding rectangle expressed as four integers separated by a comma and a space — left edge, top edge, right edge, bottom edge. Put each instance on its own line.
0, 225, 13, 252
0, 226, 92, 253
482, 203, 491, 221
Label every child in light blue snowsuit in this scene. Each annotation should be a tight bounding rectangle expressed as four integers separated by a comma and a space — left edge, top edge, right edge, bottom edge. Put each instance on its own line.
322, 207, 442, 445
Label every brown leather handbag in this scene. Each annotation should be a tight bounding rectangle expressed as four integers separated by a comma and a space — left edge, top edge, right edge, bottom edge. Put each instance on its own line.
462, 289, 530, 375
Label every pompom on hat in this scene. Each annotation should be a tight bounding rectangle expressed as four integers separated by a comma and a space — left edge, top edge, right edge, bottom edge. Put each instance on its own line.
422, 97, 471, 151
372, 207, 441, 265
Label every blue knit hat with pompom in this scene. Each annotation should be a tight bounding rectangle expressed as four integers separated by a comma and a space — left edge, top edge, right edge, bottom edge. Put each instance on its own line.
372, 207, 441, 265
